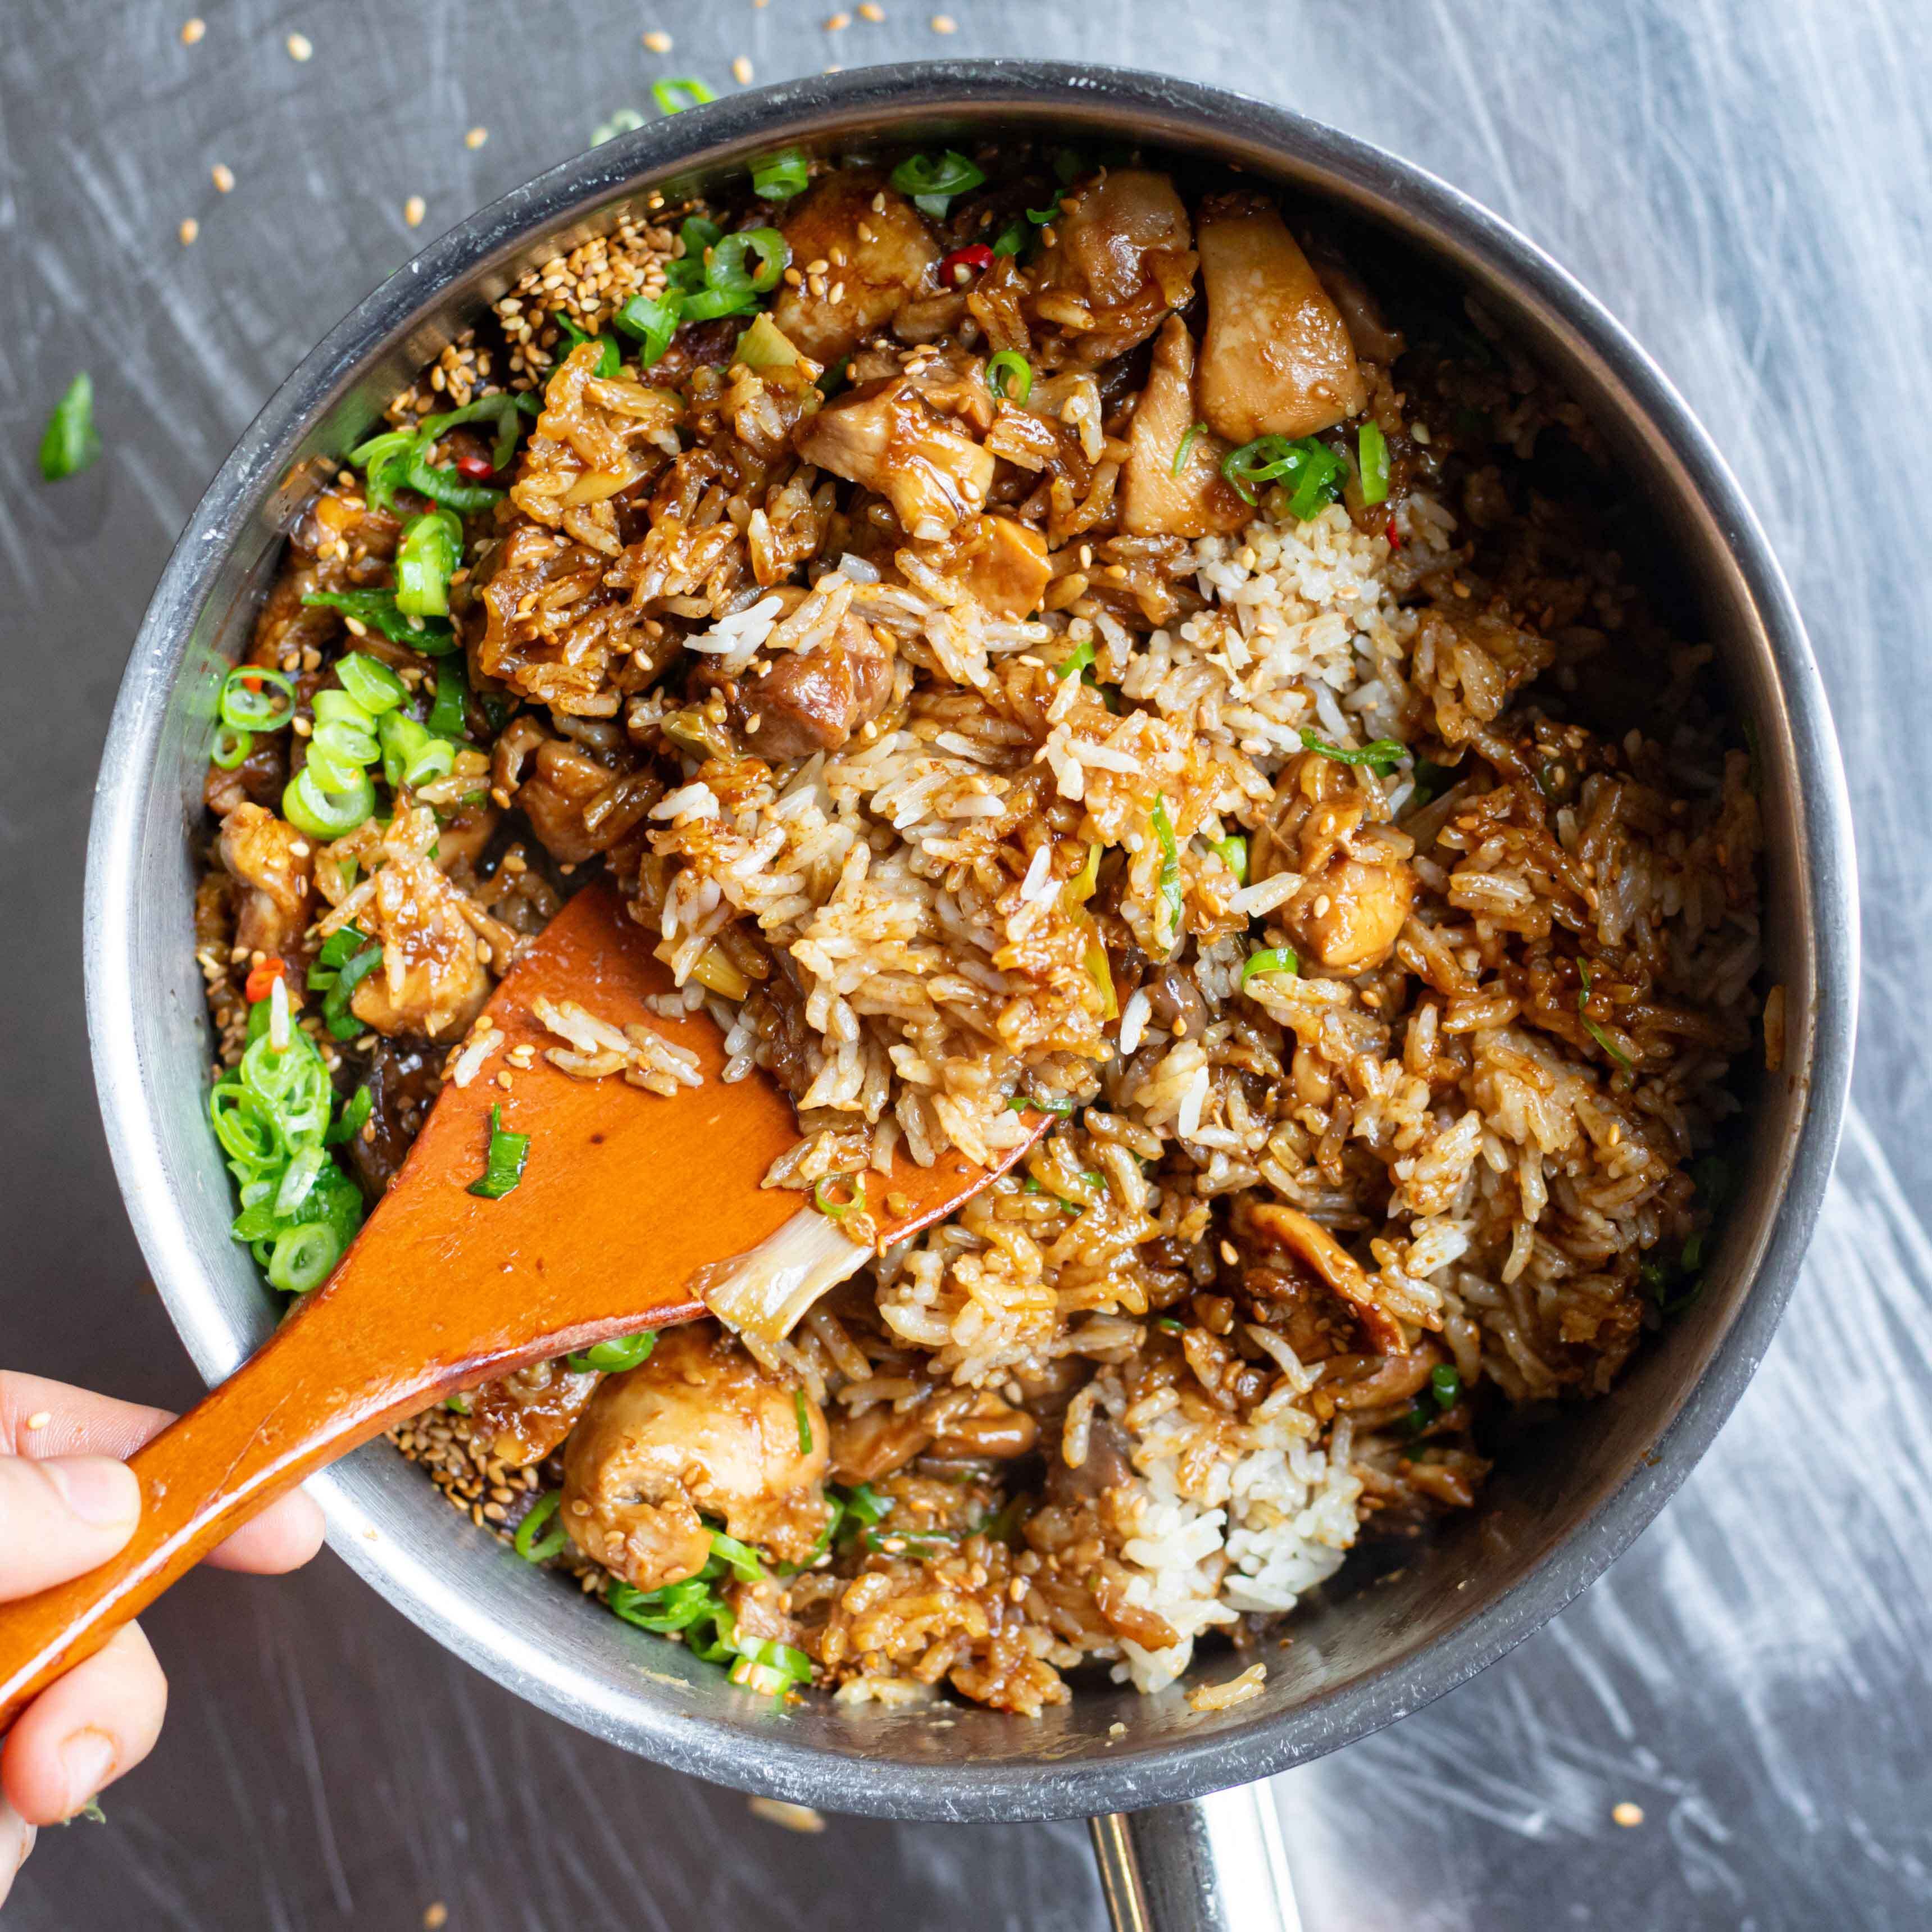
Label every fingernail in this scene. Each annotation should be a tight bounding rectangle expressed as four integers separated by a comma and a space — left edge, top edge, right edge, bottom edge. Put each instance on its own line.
41, 1457, 142, 1530
58, 1730, 116, 1817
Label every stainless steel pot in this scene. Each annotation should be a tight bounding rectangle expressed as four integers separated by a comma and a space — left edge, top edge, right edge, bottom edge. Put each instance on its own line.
83, 61, 1857, 1930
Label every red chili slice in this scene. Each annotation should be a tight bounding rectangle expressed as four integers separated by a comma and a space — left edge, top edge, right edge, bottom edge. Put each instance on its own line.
939, 243, 995, 284
1385, 513, 1402, 549
244, 957, 289, 1004
454, 452, 497, 479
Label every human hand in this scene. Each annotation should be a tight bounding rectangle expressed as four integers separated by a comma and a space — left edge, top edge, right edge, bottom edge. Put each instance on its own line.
0, 1370, 325, 1906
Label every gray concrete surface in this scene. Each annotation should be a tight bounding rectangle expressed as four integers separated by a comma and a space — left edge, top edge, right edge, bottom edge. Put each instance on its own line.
2, 0, 1928, 1925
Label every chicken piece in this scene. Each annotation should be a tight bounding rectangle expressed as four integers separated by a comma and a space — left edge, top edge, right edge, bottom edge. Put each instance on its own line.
1034, 170, 1198, 363
560, 1325, 831, 1592
1253, 748, 1416, 975
794, 376, 994, 537
325, 804, 498, 1043
468, 1358, 602, 1469
1196, 193, 1367, 442
739, 612, 897, 758
1239, 1202, 1405, 1356
829, 1389, 1039, 1484
218, 802, 313, 964
1121, 316, 1249, 538
959, 514, 1051, 618
1284, 848, 1414, 974
770, 170, 940, 363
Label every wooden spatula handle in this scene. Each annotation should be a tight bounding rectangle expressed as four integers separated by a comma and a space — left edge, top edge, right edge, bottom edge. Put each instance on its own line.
0, 1299, 437, 1734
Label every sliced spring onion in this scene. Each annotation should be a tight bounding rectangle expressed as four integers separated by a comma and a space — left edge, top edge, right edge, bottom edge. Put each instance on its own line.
417, 390, 539, 471
1156, 1316, 1185, 1334
651, 76, 716, 115
321, 939, 384, 1040
1430, 1363, 1461, 1408
1220, 434, 1347, 517
708, 1530, 766, 1584
324, 1085, 372, 1147
592, 107, 646, 144
708, 227, 790, 297
283, 765, 376, 840
1171, 421, 1206, 479
467, 1103, 530, 1199
513, 1490, 569, 1563
1008, 1091, 1077, 1116
566, 1330, 657, 1374
1576, 961, 1635, 1075
395, 506, 463, 618
211, 724, 254, 769
1054, 637, 1095, 680
266, 1221, 344, 1294
219, 666, 296, 733
728, 1636, 812, 1697
1151, 794, 1184, 951
425, 652, 470, 739
404, 443, 502, 514
1241, 947, 1300, 983
1208, 834, 1248, 885
1085, 931, 1119, 1020
307, 922, 371, 989
751, 147, 811, 199
793, 1388, 813, 1455
889, 149, 987, 219
39, 372, 101, 481
348, 428, 417, 516
812, 1174, 860, 1220
302, 589, 457, 653
1299, 728, 1406, 776
615, 291, 682, 366
378, 711, 456, 790
984, 350, 1033, 404
990, 217, 1028, 256
1357, 421, 1390, 505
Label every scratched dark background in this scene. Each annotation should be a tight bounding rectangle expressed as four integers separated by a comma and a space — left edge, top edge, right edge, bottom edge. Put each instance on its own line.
4, 1, 1930, 1926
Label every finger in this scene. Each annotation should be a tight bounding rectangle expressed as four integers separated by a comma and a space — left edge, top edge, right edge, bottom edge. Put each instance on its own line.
1, 1624, 168, 1828
0, 1799, 34, 1911
0, 1457, 141, 1601
0, 1371, 326, 1578
0, 1371, 174, 1462
201, 1485, 327, 1575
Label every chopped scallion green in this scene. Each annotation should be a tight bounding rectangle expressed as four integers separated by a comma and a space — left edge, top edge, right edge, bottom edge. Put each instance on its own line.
1576, 961, 1635, 1075
467, 1103, 530, 1199
1208, 834, 1248, 885
513, 1490, 569, 1563
1151, 794, 1184, 951
38, 372, 101, 481
794, 1388, 813, 1454
889, 149, 987, 219
651, 77, 716, 115
1240, 947, 1299, 983
567, 1331, 657, 1374
1357, 421, 1390, 505
1171, 421, 1206, 479
985, 350, 1033, 404
1299, 728, 1406, 776
751, 147, 811, 199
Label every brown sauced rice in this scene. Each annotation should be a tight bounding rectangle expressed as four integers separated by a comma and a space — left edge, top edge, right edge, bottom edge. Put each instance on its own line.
196, 138, 1763, 1713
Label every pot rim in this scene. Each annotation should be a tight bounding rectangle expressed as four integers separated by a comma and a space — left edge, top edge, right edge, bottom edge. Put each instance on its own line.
84, 59, 1858, 1820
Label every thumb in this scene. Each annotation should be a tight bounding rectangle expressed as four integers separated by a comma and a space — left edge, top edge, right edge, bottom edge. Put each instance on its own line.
0, 1458, 142, 1601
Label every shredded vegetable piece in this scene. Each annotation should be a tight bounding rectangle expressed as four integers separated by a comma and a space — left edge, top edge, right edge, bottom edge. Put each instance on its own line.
1357, 421, 1390, 504
1299, 728, 1405, 776
1241, 947, 1299, 983
1171, 420, 1206, 478
467, 1103, 530, 1199
1151, 795, 1184, 951
567, 1331, 657, 1374
513, 1490, 569, 1562
1576, 961, 1635, 1075
38, 372, 101, 481
793, 1388, 813, 1454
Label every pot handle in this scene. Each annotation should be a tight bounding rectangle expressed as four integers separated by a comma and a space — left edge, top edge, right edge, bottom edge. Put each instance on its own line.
1088, 1783, 1302, 1932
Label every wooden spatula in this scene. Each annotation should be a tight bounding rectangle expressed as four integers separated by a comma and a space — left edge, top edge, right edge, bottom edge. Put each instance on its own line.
0, 879, 1043, 1729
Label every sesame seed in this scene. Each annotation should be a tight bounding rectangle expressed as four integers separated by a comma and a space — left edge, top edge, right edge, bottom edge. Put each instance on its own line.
733, 54, 754, 83
180, 16, 205, 44
1612, 1802, 1644, 1828
465, 125, 488, 148
858, 1, 884, 16
643, 29, 672, 51
424, 1906, 449, 1930
179, 217, 199, 245
25, 1412, 51, 1432
285, 31, 312, 61
930, 11, 957, 29
404, 196, 427, 228
826, 9, 851, 24
211, 162, 234, 192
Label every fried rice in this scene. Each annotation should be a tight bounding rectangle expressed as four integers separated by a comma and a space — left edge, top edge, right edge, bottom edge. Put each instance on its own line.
195, 139, 1763, 1712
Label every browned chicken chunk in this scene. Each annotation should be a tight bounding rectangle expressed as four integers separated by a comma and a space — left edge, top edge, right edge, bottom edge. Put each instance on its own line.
794, 375, 994, 537
771, 170, 940, 363
1035, 169, 1198, 363
218, 802, 313, 964
740, 612, 897, 757
1196, 193, 1366, 441
1121, 315, 1249, 538
560, 1326, 831, 1593
468, 1359, 602, 1469
958, 513, 1052, 618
